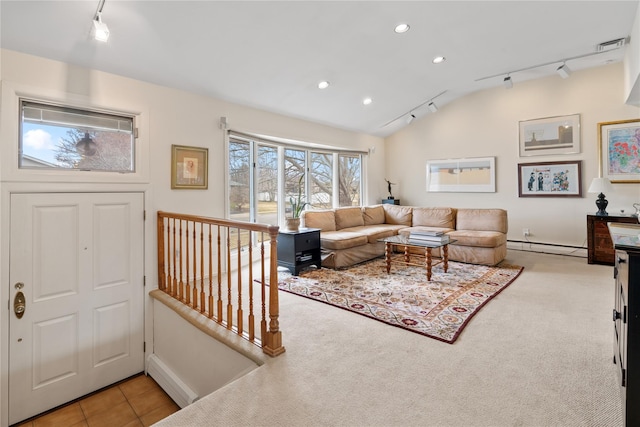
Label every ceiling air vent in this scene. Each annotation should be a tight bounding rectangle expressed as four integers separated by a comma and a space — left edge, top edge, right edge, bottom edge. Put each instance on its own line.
597, 37, 627, 52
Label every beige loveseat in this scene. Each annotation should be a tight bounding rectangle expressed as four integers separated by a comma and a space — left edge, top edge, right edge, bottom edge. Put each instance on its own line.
300, 204, 508, 268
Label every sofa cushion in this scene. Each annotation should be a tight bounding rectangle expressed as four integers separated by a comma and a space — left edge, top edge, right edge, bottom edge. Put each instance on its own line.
341, 224, 403, 244
456, 209, 508, 233
301, 209, 336, 232
412, 207, 455, 228
320, 230, 369, 250
382, 204, 412, 226
447, 230, 507, 248
363, 205, 385, 225
335, 207, 365, 230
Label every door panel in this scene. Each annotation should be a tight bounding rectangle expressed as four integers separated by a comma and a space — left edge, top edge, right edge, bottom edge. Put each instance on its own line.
33, 314, 79, 389
33, 204, 80, 301
94, 301, 131, 366
9, 192, 144, 424
94, 203, 131, 288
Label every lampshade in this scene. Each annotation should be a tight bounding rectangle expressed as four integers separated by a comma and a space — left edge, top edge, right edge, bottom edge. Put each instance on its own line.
588, 177, 613, 194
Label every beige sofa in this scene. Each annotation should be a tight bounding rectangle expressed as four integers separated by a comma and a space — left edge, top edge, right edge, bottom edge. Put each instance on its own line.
300, 204, 508, 268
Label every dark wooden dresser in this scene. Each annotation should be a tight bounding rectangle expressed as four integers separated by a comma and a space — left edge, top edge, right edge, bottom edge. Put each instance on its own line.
609, 223, 640, 426
587, 214, 639, 265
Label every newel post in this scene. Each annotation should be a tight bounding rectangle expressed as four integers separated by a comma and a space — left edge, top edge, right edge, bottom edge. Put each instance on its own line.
262, 225, 285, 356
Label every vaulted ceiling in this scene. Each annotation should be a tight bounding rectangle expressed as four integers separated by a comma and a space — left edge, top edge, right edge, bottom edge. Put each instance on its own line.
1, 1, 638, 137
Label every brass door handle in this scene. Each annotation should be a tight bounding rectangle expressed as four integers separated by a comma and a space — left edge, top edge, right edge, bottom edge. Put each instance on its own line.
14, 291, 25, 319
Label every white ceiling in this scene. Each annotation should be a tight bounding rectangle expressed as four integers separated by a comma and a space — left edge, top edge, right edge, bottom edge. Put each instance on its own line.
1, 1, 638, 137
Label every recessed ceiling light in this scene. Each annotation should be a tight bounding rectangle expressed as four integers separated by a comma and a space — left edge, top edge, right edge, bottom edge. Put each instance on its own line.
363, 97, 373, 105
432, 56, 446, 64
318, 81, 330, 89
394, 23, 410, 34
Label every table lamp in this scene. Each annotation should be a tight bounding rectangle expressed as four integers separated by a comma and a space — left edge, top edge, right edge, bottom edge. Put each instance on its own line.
588, 177, 614, 216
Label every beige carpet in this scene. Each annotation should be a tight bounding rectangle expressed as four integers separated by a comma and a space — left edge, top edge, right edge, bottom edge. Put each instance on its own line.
156, 250, 623, 427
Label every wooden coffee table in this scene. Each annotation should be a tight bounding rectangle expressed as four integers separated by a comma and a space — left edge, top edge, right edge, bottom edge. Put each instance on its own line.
379, 235, 456, 281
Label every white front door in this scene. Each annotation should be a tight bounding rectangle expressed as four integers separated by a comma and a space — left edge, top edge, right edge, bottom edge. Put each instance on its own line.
8, 192, 145, 424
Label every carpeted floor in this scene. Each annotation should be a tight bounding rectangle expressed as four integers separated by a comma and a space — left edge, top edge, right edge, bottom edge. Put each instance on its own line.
157, 250, 624, 427
276, 258, 523, 343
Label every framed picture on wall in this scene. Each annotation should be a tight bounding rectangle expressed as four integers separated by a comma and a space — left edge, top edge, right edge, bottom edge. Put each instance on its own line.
171, 145, 208, 189
519, 114, 581, 157
598, 118, 640, 183
517, 160, 582, 197
426, 157, 496, 192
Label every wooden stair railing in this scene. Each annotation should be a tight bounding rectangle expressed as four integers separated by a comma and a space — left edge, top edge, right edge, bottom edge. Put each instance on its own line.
157, 211, 285, 356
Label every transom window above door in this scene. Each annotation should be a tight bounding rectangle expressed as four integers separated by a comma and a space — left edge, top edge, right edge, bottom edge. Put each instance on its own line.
19, 100, 136, 173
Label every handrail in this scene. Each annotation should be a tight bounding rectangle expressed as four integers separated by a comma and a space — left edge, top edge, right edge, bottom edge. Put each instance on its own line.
157, 211, 285, 356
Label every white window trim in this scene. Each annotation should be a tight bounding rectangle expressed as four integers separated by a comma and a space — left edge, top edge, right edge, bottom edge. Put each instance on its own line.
1, 81, 150, 184
227, 131, 365, 228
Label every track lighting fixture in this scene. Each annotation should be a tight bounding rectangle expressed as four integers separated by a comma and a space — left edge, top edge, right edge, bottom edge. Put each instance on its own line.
92, 0, 109, 42
556, 63, 572, 79
503, 76, 513, 89
381, 90, 447, 129
477, 41, 625, 85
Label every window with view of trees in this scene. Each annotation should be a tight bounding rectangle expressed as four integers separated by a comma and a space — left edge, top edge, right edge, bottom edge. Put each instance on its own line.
310, 152, 333, 209
19, 100, 135, 172
339, 154, 361, 207
228, 134, 363, 230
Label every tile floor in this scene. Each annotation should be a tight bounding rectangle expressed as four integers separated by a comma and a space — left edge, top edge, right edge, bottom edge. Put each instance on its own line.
13, 373, 180, 427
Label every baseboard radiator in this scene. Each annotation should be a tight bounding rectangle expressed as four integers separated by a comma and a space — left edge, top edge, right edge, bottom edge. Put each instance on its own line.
507, 240, 587, 257
147, 354, 198, 408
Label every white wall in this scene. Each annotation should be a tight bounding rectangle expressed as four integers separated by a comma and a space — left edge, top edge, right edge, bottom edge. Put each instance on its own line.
384, 62, 640, 248
0, 48, 383, 426
152, 300, 260, 403
624, 6, 640, 105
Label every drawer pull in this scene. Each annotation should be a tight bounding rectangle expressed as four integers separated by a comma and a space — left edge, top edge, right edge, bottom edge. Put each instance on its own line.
613, 309, 621, 321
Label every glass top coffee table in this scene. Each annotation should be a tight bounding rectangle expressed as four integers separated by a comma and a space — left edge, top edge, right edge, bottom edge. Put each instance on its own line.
378, 235, 456, 281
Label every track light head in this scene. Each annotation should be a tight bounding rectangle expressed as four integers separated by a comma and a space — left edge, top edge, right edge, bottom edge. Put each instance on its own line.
427, 102, 438, 113
92, 12, 110, 42
556, 63, 572, 79
406, 113, 416, 124
503, 76, 513, 89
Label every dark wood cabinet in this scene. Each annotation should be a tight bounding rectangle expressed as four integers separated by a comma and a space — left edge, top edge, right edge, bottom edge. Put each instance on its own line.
587, 214, 638, 265
277, 228, 321, 275
610, 223, 640, 426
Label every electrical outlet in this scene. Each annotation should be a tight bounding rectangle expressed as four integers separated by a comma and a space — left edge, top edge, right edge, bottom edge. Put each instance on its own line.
523, 228, 530, 237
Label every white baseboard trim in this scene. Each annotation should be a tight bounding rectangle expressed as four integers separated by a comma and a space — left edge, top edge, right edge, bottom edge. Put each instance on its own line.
507, 240, 587, 258
147, 354, 198, 408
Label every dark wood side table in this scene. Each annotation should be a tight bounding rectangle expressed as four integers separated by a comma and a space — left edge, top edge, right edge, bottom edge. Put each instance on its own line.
587, 214, 639, 265
277, 228, 321, 275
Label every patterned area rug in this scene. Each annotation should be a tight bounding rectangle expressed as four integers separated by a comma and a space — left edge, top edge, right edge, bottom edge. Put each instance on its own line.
276, 258, 523, 344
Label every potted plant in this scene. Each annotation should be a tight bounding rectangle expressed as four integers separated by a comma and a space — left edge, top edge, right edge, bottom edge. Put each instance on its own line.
286, 175, 307, 231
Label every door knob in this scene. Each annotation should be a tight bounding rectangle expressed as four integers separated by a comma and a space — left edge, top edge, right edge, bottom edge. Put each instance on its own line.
14, 291, 25, 319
